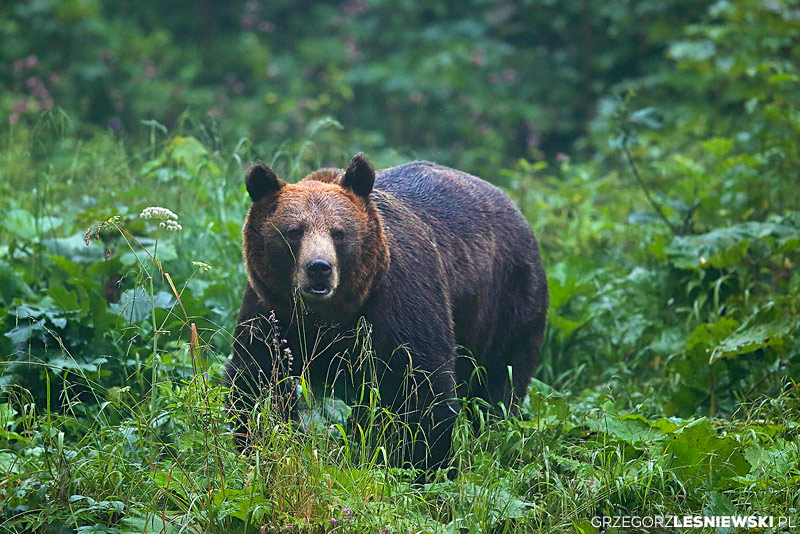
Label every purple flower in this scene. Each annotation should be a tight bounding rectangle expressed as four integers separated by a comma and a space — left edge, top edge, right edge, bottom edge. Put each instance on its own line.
342, 507, 351, 516
143, 60, 156, 78
503, 68, 517, 83
341, 0, 367, 16
25, 55, 38, 68
241, 14, 255, 29
344, 37, 360, 61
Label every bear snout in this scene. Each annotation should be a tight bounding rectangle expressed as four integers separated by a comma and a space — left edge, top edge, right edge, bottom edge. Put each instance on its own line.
295, 233, 339, 300
304, 259, 334, 296
306, 258, 332, 279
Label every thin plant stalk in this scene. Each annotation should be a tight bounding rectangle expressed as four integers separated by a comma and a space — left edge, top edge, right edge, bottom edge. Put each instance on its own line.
149, 229, 160, 415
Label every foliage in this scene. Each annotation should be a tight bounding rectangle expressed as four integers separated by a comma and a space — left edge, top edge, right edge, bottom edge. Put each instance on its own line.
0, 0, 710, 174
1, 0, 800, 532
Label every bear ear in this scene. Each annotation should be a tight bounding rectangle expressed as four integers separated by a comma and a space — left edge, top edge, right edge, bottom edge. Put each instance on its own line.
246, 162, 284, 202
341, 152, 375, 198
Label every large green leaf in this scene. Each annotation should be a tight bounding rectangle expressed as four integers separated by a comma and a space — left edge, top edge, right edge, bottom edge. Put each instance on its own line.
42, 233, 105, 263
744, 439, 797, 479
119, 513, 181, 534
4, 209, 37, 240
685, 303, 798, 364
663, 418, 749, 489
3, 209, 64, 241
109, 288, 174, 323
584, 411, 664, 448
665, 217, 800, 270
713, 308, 795, 363
168, 136, 219, 175
119, 238, 178, 266
4, 304, 67, 345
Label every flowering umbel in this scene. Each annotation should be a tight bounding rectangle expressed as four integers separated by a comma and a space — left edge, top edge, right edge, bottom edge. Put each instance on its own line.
140, 206, 182, 231
159, 220, 182, 232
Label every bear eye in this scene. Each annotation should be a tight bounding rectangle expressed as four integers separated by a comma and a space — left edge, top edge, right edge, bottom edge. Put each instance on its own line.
284, 227, 303, 240
331, 229, 346, 241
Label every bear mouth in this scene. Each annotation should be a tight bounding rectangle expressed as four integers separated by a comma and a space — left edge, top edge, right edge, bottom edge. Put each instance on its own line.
302, 283, 332, 298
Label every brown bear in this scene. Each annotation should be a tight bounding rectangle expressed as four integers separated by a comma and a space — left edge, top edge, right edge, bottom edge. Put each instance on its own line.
225, 153, 548, 473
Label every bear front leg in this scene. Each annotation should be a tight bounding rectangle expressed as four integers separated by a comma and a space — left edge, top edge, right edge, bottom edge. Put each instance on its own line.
225, 285, 291, 450
377, 344, 459, 476
403, 360, 459, 474
224, 351, 270, 451
366, 303, 460, 477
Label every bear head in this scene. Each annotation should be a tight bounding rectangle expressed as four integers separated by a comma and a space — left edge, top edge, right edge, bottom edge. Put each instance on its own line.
242, 153, 389, 321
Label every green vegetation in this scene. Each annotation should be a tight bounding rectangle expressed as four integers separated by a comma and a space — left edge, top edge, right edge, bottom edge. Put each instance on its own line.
1, 1, 798, 532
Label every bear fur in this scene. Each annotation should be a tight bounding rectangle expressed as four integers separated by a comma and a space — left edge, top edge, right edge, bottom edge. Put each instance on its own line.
225, 153, 548, 472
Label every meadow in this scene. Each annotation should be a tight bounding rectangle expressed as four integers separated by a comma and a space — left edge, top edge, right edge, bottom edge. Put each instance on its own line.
1, 1, 799, 532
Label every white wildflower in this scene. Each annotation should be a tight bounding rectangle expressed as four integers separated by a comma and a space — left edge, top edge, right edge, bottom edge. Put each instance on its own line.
191, 261, 212, 271
140, 206, 179, 221
159, 220, 183, 232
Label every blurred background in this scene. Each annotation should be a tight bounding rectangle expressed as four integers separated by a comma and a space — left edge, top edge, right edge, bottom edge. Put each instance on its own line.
2, 0, 713, 171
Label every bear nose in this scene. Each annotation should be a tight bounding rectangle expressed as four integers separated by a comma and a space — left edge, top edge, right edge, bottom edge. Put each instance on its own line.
306, 258, 332, 280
